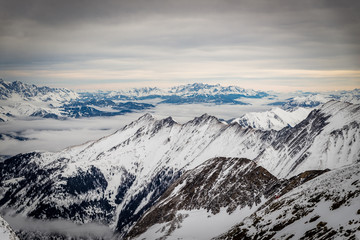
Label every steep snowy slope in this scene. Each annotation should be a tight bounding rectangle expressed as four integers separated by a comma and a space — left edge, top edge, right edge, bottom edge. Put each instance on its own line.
128, 157, 326, 240
0, 215, 19, 240
256, 100, 360, 178
231, 107, 311, 130
216, 162, 360, 240
0, 101, 359, 238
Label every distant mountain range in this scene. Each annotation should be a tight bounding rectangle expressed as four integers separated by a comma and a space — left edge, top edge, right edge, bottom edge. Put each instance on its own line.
1, 100, 359, 239
0, 79, 153, 121
80, 83, 269, 104
1, 80, 360, 126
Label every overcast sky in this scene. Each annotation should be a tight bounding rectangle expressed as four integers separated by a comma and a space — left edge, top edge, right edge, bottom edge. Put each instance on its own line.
0, 0, 359, 91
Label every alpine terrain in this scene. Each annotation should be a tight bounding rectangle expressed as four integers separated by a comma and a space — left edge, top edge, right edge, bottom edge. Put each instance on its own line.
0, 100, 359, 239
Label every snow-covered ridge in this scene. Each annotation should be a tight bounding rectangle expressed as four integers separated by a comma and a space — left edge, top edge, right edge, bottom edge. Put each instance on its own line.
256, 100, 360, 178
231, 107, 311, 130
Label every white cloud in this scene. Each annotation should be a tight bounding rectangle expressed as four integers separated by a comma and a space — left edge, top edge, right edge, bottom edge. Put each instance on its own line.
3, 213, 113, 239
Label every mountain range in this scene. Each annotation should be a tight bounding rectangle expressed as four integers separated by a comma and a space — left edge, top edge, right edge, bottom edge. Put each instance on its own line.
1, 80, 360, 124
0, 100, 359, 239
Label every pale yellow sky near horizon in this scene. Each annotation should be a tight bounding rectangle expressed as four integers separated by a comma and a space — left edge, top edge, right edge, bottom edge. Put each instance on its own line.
3, 68, 359, 92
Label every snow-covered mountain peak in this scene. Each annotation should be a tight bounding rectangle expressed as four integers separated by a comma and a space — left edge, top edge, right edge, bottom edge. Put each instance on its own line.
231, 107, 311, 131
156, 116, 177, 126
319, 100, 354, 114
136, 113, 155, 122
188, 113, 223, 126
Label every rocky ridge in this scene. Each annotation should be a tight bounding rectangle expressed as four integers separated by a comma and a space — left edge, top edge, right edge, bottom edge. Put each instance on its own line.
128, 157, 327, 240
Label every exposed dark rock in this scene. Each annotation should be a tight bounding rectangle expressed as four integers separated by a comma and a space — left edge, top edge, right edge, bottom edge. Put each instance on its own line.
127, 157, 281, 239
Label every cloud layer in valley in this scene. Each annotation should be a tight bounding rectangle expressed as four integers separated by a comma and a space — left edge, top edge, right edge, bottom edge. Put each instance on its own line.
0, 101, 275, 158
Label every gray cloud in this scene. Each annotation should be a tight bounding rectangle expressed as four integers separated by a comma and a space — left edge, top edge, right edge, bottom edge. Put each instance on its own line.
3, 213, 114, 239
0, 0, 359, 90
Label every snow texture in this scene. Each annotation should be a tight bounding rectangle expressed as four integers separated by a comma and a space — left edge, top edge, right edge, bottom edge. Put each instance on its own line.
231, 107, 311, 130
0, 215, 19, 240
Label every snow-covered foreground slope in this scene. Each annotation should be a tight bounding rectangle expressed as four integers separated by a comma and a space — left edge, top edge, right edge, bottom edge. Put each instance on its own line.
0, 215, 19, 240
0, 100, 359, 238
216, 162, 360, 240
231, 107, 311, 130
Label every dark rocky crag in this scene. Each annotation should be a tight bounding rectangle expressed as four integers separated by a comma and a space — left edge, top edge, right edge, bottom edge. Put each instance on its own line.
127, 157, 327, 239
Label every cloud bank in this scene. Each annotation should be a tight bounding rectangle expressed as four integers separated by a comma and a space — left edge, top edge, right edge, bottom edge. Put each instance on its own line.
3, 213, 114, 239
0, 0, 359, 91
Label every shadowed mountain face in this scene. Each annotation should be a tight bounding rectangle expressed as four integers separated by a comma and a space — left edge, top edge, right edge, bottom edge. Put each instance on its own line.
0, 101, 359, 239
127, 157, 327, 240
